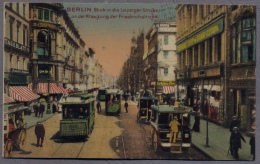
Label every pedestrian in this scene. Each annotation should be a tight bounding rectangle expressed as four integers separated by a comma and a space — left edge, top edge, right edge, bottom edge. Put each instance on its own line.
34, 122, 45, 147
38, 103, 45, 118
229, 115, 240, 132
33, 102, 39, 117
108, 98, 113, 105
96, 100, 101, 114
124, 101, 128, 113
169, 116, 180, 143
230, 127, 246, 160
249, 132, 255, 160
52, 102, 57, 114
192, 112, 200, 132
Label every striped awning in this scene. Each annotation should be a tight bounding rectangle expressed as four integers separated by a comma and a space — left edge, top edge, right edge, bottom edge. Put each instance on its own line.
37, 83, 64, 94
9, 86, 40, 102
162, 86, 175, 94
4, 93, 16, 103
58, 84, 68, 95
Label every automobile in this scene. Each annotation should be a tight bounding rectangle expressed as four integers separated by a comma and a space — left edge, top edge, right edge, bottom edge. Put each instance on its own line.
149, 104, 192, 153
136, 96, 158, 123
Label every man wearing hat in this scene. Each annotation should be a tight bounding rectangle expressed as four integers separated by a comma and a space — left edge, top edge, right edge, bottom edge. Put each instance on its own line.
35, 122, 45, 147
229, 127, 246, 160
169, 116, 180, 143
229, 115, 240, 132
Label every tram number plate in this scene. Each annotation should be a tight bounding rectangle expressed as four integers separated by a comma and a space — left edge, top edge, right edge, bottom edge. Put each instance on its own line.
166, 133, 170, 138
185, 134, 189, 138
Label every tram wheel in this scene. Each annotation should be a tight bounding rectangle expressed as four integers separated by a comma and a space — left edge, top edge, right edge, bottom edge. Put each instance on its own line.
17, 129, 26, 149
153, 133, 158, 152
4, 139, 13, 157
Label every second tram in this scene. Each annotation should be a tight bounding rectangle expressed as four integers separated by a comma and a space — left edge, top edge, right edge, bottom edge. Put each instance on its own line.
105, 89, 121, 115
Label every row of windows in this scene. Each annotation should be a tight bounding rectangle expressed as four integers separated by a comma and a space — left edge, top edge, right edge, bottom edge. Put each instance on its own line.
8, 16, 28, 46
9, 3, 26, 18
179, 34, 221, 69
38, 9, 54, 22
9, 55, 27, 70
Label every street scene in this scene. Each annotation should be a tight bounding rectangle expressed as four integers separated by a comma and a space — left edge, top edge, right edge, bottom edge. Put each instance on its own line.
2, 1, 257, 162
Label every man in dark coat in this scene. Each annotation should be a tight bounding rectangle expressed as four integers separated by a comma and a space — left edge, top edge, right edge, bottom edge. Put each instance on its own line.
35, 122, 45, 147
52, 103, 57, 114
230, 127, 246, 160
192, 112, 200, 132
33, 103, 39, 117
229, 116, 240, 132
124, 101, 128, 113
96, 100, 101, 114
38, 103, 45, 118
249, 132, 255, 160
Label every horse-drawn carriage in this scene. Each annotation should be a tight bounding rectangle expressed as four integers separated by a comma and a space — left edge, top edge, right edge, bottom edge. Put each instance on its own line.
3, 103, 27, 157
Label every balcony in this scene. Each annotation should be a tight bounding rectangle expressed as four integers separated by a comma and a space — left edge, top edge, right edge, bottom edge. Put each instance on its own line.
4, 38, 30, 55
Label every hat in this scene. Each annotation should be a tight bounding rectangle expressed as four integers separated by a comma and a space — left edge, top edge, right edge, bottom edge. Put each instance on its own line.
233, 127, 239, 132
232, 116, 237, 120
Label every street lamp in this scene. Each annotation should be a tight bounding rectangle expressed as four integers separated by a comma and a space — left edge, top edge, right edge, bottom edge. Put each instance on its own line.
46, 79, 51, 114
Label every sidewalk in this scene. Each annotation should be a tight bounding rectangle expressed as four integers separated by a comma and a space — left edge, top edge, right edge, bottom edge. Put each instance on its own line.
23, 102, 57, 129
190, 115, 253, 161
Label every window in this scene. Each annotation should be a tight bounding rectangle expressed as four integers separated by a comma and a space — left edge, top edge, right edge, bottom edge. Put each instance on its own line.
23, 26, 27, 46
200, 42, 205, 65
163, 51, 168, 59
208, 38, 212, 63
164, 68, 168, 76
23, 58, 25, 70
16, 57, 19, 69
44, 10, 49, 21
9, 17, 14, 40
164, 35, 168, 45
231, 17, 256, 64
50, 11, 53, 22
216, 34, 221, 62
23, 4, 25, 17
194, 45, 198, 66
10, 55, 13, 69
38, 9, 43, 19
16, 3, 19, 13
16, 24, 19, 42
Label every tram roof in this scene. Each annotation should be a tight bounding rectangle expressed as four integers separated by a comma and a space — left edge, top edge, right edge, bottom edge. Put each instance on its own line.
60, 97, 95, 105
4, 104, 28, 114
150, 105, 192, 113
69, 92, 94, 99
139, 97, 158, 100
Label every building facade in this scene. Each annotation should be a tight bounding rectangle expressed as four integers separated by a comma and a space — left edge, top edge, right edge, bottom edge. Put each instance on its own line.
175, 5, 256, 131
145, 21, 177, 96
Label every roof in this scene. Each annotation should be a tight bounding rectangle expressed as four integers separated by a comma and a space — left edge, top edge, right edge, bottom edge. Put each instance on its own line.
139, 97, 158, 100
150, 105, 192, 113
4, 104, 28, 114
69, 92, 94, 99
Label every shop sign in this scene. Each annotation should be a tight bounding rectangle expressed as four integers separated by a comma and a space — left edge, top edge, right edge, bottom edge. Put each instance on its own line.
32, 21, 58, 30
177, 18, 223, 53
4, 38, 30, 53
157, 81, 175, 86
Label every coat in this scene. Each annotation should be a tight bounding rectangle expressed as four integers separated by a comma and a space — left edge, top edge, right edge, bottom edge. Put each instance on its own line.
229, 119, 240, 132
169, 119, 180, 132
230, 131, 245, 149
124, 102, 128, 108
249, 135, 255, 154
35, 123, 45, 138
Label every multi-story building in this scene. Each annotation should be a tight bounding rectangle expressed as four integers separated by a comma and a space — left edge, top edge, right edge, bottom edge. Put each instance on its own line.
145, 21, 177, 96
229, 6, 256, 132
175, 5, 256, 131
4, 2, 40, 102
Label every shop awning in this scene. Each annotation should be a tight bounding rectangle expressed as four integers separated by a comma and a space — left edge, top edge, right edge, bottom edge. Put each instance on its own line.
4, 93, 16, 103
9, 86, 40, 102
37, 83, 63, 94
58, 84, 68, 95
162, 86, 175, 94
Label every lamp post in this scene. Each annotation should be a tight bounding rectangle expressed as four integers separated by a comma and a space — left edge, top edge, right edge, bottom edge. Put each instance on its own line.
46, 79, 51, 114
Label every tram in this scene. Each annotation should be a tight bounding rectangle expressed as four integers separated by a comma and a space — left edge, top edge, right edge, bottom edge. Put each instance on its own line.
149, 104, 192, 153
137, 96, 158, 123
59, 92, 96, 140
97, 88, 107, 102
3, 103, 27, 157
105, 89, 121, 115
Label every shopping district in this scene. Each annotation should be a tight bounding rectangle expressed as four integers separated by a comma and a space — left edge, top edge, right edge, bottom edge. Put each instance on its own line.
3, 3, 256, 160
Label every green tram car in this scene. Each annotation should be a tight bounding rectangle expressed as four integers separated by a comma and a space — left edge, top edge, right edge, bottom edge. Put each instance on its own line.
97, 88, 107, 102
105, 89, 121, 115
59, 92, 96, 139
137, 96, 158, 123
149, 105, 192, 153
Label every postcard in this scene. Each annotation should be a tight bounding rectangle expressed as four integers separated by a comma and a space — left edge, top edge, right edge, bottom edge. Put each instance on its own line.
2, 0, 258, 163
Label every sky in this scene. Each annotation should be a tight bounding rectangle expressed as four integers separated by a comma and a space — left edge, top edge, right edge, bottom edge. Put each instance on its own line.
62, 3, 176, 77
